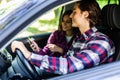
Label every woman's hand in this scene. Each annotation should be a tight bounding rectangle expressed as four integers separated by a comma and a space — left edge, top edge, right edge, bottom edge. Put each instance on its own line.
29, 41, 40, 53
47, 44, 63, 54
11, 41, 32, 60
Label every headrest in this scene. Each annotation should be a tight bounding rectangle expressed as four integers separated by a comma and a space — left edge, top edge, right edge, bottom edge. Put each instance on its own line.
101, 4, 120, 29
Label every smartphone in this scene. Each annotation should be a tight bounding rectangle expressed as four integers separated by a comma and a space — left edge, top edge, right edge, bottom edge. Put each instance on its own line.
27, 37, 34, 44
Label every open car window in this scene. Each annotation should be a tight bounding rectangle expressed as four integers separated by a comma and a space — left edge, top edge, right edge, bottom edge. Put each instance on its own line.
16, 7, 62, 38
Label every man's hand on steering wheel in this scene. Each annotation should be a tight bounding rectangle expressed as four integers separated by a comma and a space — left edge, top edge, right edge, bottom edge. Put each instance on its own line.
11, 40, 32, 60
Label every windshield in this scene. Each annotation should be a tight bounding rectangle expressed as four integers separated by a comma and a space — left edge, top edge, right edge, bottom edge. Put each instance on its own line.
0, 0, 44, 30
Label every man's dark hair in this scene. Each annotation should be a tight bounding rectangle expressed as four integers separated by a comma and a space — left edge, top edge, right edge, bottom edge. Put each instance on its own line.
76, 0, 101, 27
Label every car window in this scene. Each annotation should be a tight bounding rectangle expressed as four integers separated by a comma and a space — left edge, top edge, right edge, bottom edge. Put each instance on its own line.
15, 0, 119, 38
97, 0, 119, 9
16, 7, 62, 38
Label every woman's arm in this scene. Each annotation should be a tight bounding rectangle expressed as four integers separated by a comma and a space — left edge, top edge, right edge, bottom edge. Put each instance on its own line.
39, 30, 66, 55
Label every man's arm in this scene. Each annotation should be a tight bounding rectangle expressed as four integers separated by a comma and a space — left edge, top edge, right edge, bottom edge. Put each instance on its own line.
30, 39, 114, 74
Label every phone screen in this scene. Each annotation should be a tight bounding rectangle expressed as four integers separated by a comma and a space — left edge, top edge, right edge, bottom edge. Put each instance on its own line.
27, 37, 34, 44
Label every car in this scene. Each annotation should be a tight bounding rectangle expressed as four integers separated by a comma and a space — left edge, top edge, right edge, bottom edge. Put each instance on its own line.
0, 0, 120, 80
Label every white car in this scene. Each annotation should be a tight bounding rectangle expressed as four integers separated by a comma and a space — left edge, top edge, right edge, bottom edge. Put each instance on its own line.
0, 0, 120, 80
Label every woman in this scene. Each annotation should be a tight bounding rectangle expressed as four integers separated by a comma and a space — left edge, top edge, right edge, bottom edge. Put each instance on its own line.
11, 0, 115, 75
30, 10, 78, 57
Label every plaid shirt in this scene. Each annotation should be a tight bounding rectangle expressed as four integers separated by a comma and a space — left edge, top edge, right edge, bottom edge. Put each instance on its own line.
30, 27, 115, 74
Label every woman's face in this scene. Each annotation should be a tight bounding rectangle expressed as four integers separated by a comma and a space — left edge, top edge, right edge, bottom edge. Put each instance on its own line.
62, 15, 72, 31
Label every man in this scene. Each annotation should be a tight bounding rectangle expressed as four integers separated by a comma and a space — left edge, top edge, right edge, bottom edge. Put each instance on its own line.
11, 0, 115, 75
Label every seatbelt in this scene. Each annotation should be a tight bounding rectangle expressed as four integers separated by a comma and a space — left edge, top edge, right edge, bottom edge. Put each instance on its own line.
119, 0, 120, 6
108, 0, 110, 4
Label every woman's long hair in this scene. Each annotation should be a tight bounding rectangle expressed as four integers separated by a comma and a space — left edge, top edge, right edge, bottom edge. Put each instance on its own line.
58, 10, 79, 34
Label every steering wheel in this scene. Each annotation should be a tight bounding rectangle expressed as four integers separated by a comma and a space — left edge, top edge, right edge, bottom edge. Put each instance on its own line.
15, 49, 40, 79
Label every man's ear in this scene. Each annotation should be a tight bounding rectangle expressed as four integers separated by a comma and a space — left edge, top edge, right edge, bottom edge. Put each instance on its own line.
83, 11, 89, 18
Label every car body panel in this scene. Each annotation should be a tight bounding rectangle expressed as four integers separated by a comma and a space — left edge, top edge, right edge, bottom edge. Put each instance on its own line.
50, 61, 120, 80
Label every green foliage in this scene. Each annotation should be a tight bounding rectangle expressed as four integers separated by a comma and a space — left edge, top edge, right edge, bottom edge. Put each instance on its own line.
38, 18, 58, 26
26, 27, 40, 34
97, 0, 119, 9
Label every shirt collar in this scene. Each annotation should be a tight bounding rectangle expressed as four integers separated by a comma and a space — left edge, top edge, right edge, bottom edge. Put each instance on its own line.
82, 27, 98, 40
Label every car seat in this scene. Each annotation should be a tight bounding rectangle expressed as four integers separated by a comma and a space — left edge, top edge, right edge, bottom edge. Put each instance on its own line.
101, 4, 120, 61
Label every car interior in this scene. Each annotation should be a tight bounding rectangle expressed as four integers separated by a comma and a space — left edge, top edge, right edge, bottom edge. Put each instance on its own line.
0, 0, 120, 79
101, 1, 120, 61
